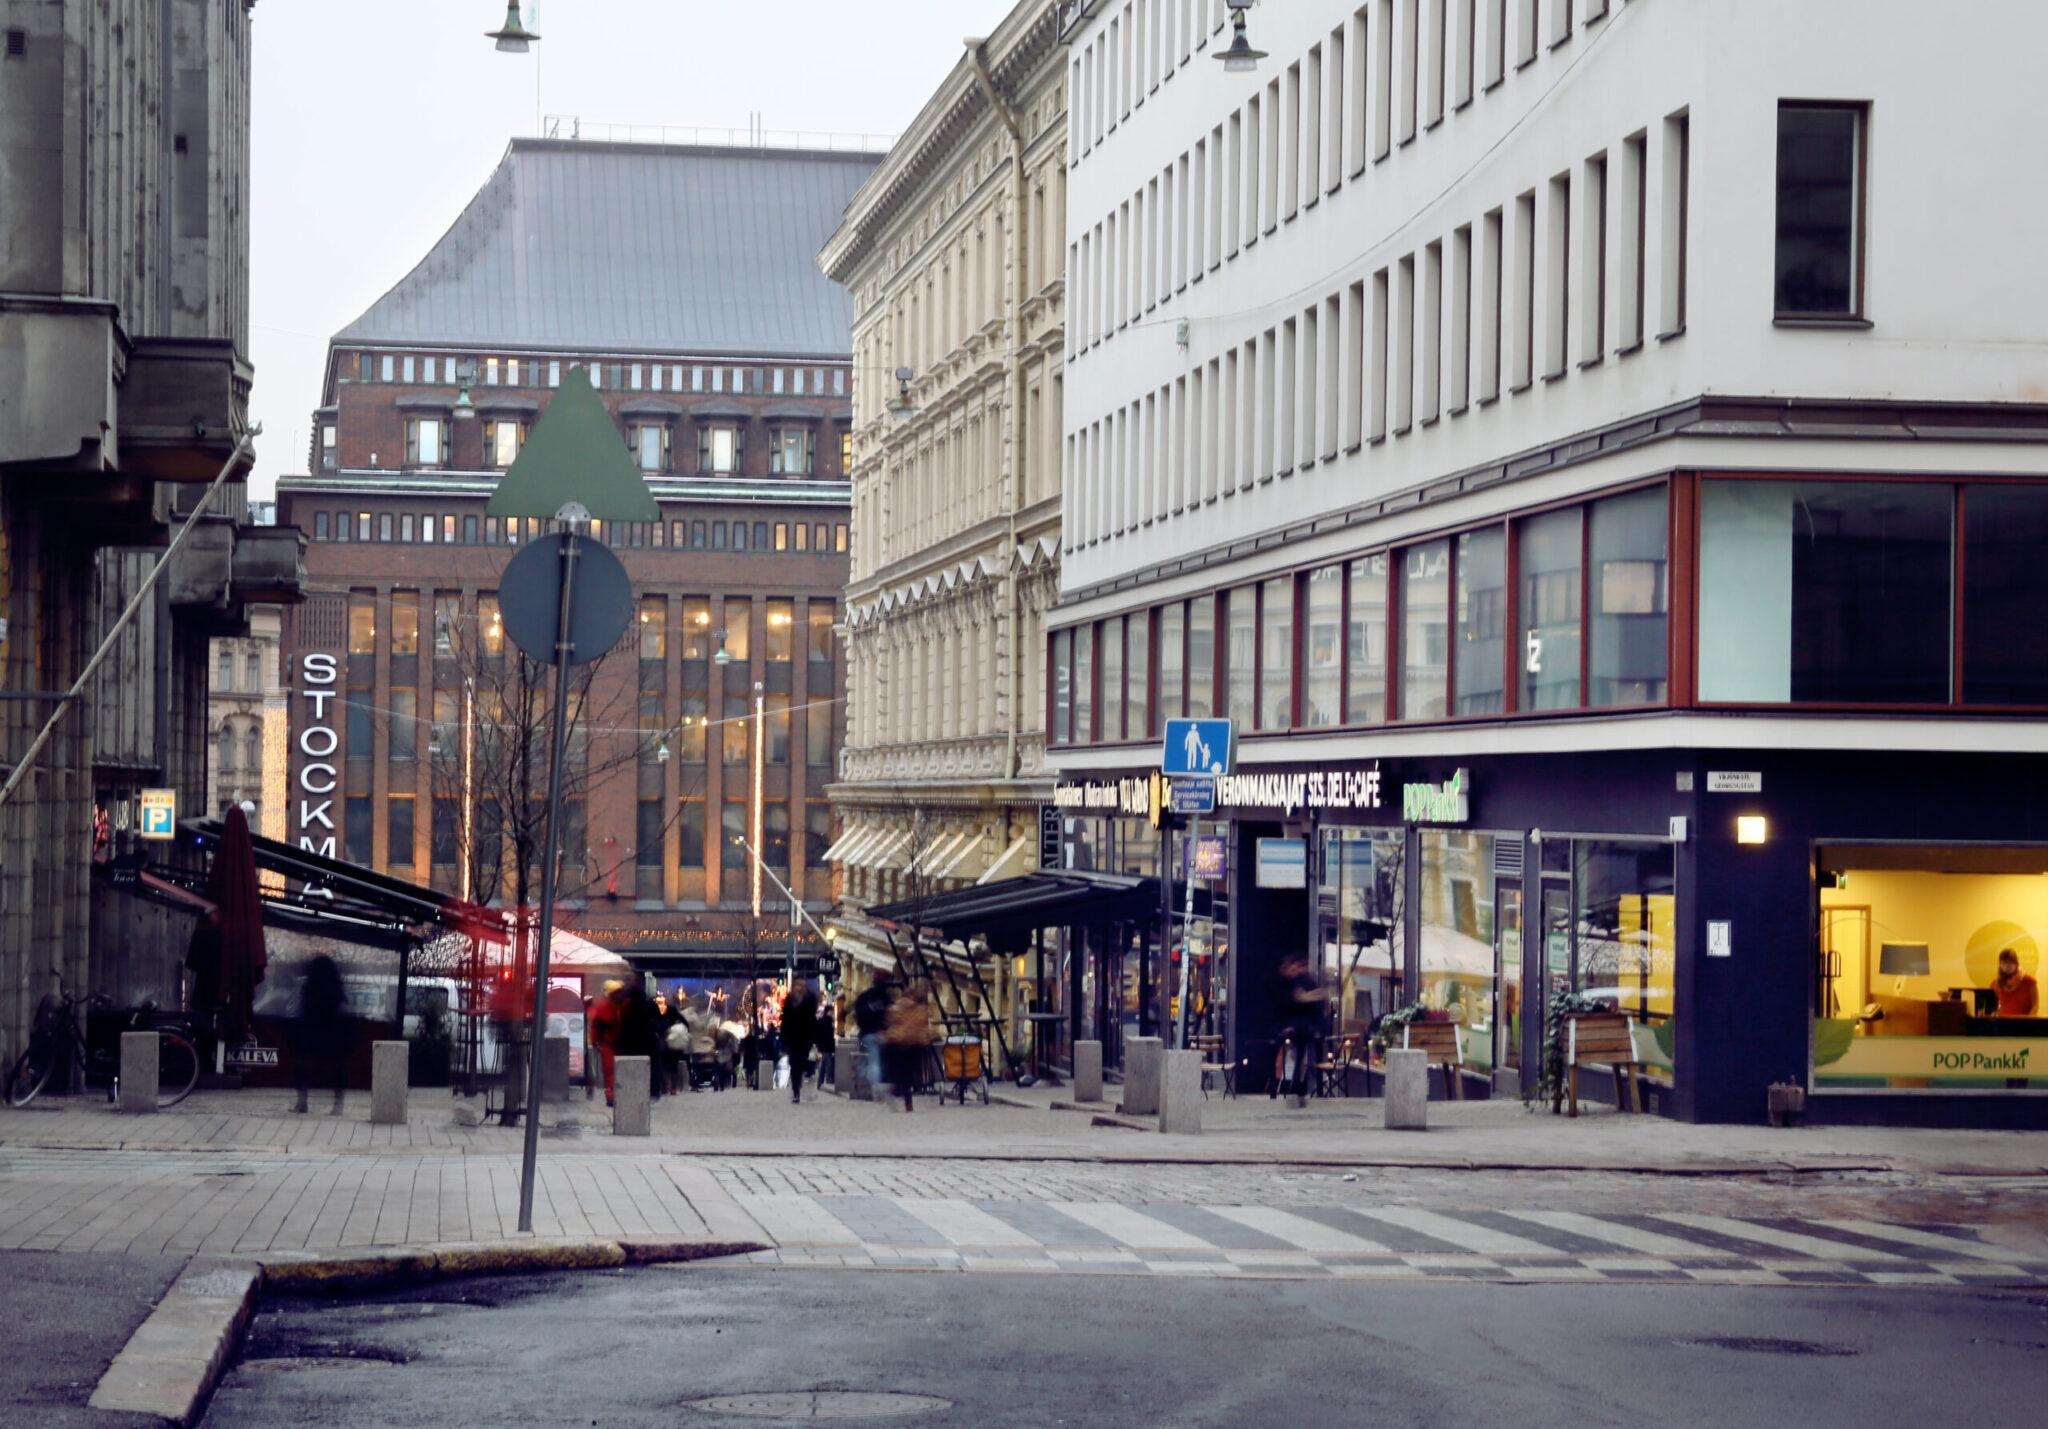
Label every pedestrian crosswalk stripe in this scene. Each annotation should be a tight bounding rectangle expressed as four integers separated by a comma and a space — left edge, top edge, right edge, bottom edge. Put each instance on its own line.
1048, 1201, 1216, 1250
1350, 1206, 1560, 1257
1504, 1210, 1735, 1259
892, 1197, 1041, 1249
1650, 1212, 1910, 1262
730, 1192, 863, 1247
1813, 1218, 2037, 1263
1203, 1205, 1390, 1254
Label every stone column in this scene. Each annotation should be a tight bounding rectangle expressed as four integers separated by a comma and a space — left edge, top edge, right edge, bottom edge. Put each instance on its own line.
1122, 1036, 1163, 1116
540, 1036, 570, 1102
1157, 1049, 1202, 1134
370, 1041, 408, 1125
118, 1032, 158, 1114
614, 1055, 652, 1136
1072, 1040, 1103, 1102
1384, 1048, 1428, 1130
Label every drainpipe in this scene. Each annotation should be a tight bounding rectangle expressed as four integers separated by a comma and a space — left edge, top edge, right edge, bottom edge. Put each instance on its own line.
965, 37, 1031, 791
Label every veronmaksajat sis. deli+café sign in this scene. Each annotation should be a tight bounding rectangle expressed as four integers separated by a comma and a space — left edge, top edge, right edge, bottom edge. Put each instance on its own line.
1053, 765, 1470, 821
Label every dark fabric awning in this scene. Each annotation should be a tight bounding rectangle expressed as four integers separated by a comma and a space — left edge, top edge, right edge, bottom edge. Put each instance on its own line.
865, 871, 1165, 954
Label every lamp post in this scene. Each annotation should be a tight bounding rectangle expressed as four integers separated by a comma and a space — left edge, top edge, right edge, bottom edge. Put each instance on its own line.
486, 2, 544, 135
751, 680, 765, 919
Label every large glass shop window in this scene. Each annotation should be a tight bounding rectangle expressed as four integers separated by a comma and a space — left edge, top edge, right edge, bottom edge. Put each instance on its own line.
1320, 828, 1406, 1039
1572, 839, 1677, 1081
1418, 830, 1496, 1071
1816, 847, 2046, 1092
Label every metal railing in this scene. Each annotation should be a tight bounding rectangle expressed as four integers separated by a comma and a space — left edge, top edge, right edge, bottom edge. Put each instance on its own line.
541, 116, 894, 154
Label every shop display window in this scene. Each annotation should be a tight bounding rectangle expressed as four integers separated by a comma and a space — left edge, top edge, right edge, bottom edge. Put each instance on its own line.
1816, 847, 2046, 1092
1320, 828, 1405, 1042
1418, 831, 1496, 1069
1571, 840, 1677, 1079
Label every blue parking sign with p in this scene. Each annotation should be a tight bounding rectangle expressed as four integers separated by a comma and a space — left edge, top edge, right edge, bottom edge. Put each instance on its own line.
1162, 718, 1233, 777
138, 788, 176, 840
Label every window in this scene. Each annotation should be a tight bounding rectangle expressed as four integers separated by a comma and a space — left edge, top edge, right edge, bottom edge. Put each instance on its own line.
378, 513, 393, 542
1519, 508, 1583, 710
217, 723, 235, 774
1775, 103, 1865, 318
1225, 587, 1257, 729
488, 421, 523, 468
434, 594, 459, 655
806, 803, 832, 865
246, 651, 262, 691
1964, 486, 2048, 704
347, 684, 373, 758
1347, 553, 1389, 724
723, 694, 751, 765
389, 688, 416, 762
807, 603, 835, 663
724, 599, 750, 662
699, 425, 740, 474
764, 803, 790, 868
1399, 540, 1450, 719
774, 523, 789, 552
639, 596, 667, 659
314, 511, 330, 541
1128, 609, 1150, 740
432, 799, 458, 867
1588, 486, 1669, 706
1158, 602, 1185, 724
1259, 577, 1294, 729
1304, 566, 1342, 727
390, 592, 418, 656
1074, 622, 1095, 743
691, 521, 706, 550
244, 724, 262, 774
840, 430, 853, 473
387, 796, 415, 866
835, 524, 848, 553
753, 521, 769, 550
765, 600, 794, 662
681, 599, 711, 659
794, 523, 809, 552
721, 801, 747, 869
405, 418, 443, 467
677, 799, 705, 867
320, 426, 336, 471
766, 694, 791, 764
1454, 527, 1505, 714
1187, 593, 1216, 719
1051, 628, 1073, 746
218, 647, 234, 689
633, 424, 668, 472
637, 801, 664, 868
443, 515, 457, 543
1102, 618, 1125, 741
348, 595, 376, 654
1700, 480, 1946, 704
380, 355, 394, 383
478, 595, 503, 656
769, 428, 812, 476
345, 797, 372, 865
463, 514, 478, 543
677, 694, 707, 763
1661, 111, 1690, 335
807, 697, 831, 767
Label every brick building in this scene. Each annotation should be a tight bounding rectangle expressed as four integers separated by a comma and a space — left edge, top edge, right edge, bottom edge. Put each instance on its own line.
276, 135, 878, 979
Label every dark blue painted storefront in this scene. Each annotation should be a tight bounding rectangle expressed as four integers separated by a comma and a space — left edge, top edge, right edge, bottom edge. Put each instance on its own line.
1189, 741, 2048, 1127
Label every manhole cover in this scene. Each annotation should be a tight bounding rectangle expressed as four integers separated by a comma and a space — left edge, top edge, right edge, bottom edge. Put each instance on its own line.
683, 1392, 952, 1419
1681, 1337, 1858, 1358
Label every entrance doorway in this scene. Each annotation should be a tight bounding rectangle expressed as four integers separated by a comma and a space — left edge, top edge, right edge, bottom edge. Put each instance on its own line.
1495, 882, 1524, 1074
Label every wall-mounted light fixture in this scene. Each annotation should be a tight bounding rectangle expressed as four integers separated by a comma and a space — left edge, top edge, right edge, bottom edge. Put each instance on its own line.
889, 366, 917, 420
1736, 815, 1768, 845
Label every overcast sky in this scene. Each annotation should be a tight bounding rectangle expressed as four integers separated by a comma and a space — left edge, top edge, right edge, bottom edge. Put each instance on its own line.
248, 0, 1023, 498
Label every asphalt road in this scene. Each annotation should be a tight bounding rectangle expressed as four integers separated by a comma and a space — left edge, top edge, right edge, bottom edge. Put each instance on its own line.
0, 1249, 185, 1428
205, 1265, 2048, 1428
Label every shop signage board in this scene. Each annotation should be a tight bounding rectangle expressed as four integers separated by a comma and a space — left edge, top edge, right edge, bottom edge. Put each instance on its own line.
1816, 1036, 2045, 1080
1038, 804, 1062, 870
1163, 718, 1233, 777
1167, 776, 1216, 814
1402, 769, 1470, 823
1255, 838, 1308, 889
1706, 771, 1763, 793
226, 1042, 278, 1068
1192, 837, 1227, 879
138, 789, 176, 839
1054, 763, 1385, 816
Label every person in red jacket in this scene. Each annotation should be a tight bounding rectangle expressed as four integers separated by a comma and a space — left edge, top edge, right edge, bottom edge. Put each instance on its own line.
588, 979, 627, 1105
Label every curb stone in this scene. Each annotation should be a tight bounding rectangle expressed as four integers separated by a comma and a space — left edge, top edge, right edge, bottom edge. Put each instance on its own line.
87, 1236, 767, 1425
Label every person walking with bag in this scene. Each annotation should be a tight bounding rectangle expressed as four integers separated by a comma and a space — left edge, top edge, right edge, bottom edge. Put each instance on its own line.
780, 978, 821, 1105
883, 985, 934, 1112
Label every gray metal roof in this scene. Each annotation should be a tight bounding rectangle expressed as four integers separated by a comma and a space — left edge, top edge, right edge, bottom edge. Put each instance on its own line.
334, 139, 879, 360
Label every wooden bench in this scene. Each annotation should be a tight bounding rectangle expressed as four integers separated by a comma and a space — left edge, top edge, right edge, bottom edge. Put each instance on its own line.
1565, 1012, 1646, 1116
1400, 1020, 1470, 1099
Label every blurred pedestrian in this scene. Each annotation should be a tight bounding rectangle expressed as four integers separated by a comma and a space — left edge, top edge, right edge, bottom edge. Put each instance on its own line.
853, 976, 895, 1098
291, 955, 348, 1116
815, 1001, 838, 1091
617, 981, 662, 1103
883, 985, 933, 1112
780, 978, 821, 1105
589, 978, 626, 1106
657, 991, 687, 1095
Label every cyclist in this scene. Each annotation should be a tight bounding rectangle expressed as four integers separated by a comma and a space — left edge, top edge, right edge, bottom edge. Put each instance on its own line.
1267, 953, 1326, 1107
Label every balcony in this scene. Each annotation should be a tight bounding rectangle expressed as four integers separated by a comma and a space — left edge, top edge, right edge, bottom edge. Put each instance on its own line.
119, 337, 254, 483
230, 525, 308, 604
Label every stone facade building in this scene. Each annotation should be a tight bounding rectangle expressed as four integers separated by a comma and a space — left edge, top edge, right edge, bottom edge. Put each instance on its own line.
816, 0, 1067, 1042
1, 0, 303, 1047
276, 135, 876, 982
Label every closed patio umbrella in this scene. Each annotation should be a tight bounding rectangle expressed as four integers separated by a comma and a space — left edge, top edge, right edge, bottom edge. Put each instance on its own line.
208, 804, 268, 1048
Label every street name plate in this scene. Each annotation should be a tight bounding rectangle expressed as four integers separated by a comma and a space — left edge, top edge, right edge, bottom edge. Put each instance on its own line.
1706, 771, 1763, 793
1167, 776, 1216, 814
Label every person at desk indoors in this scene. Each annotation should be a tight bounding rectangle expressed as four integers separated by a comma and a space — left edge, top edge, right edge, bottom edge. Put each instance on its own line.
1993, 949, 2039, 1018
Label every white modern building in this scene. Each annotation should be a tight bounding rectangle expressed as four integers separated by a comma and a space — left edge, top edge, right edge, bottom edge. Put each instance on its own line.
1049, 0, 2048, 1124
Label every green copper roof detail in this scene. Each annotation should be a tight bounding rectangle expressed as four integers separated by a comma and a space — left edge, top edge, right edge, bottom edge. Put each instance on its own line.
485, 364, 659, 521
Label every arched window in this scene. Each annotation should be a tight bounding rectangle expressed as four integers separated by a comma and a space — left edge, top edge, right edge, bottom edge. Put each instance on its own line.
217, 723, 236, 774
244, 725, 263, 777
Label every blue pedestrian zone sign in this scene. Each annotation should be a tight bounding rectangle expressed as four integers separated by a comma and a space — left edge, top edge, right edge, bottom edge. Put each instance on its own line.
1163, 718, 1233, 777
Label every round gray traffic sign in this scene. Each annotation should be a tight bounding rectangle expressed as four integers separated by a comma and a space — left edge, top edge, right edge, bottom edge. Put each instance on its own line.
498, 532, 632, 666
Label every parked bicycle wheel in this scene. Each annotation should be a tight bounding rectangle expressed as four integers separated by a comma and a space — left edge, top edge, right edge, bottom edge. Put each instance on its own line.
156, 1031, 200, 1108
5, 1045, 56, 1108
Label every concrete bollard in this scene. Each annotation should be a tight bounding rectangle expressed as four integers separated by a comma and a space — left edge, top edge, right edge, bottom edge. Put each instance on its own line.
1073, 1040, 1104, 1103
613, 1056, 652, 1136
1122, 1036, 1163, 1116
540, 1036, 570, 1103
1158, 1049, 1203, 1134
118, 1031, 158, 1114
1384, 1048, 1428, 1130
370, 1041, 408, 1124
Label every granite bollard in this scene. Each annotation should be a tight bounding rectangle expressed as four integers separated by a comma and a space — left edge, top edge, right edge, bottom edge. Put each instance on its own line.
118, 1031, 158, 1114
1073, 1040, 1104, 1102
614, 1055, 652, 1135
370, 1041, 408, 1125
1122, 1036, 1163, 1116
1384, 1048, 1428, 1130
540, 1036, 570, 1103
1157, 1048, 1203, 1134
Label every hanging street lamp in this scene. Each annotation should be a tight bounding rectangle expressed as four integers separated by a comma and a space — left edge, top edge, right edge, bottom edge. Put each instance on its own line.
1216, 0, 1267, 72
487, 2, 541, 53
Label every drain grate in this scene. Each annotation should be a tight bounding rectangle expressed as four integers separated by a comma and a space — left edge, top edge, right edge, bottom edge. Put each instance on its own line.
1681, 1337, 1858, 1358
240, 1355, 402, 1375
683, 1392, 952, 1420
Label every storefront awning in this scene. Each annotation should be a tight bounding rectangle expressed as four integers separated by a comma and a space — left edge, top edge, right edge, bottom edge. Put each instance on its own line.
935, 830, 988, 881
909, 829, 968, 877
975, 834, 1031, 886
866, 869, 1163, 954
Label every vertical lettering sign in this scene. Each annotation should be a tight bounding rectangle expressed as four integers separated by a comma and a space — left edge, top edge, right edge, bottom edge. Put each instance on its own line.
296, 652, 340, 857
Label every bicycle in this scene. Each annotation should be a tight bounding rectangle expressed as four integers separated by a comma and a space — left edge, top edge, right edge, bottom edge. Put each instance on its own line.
5, 975, 200, 1109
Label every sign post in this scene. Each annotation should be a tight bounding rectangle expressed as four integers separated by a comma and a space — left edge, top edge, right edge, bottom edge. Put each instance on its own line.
1160, 719, 1231, 1049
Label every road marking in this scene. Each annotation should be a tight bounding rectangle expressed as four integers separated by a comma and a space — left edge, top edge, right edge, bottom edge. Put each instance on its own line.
1203, 1205, 1391, 1253
892, 1197, 1042, 1248
1351, 1207, 1559, 1256
1047, 1201, 1218, 1250
1813, 1219, 2040, 1263
1504, 1210, 1735, 1259
729, 1192, 863, 1247
1651, 1213, 1908, 1262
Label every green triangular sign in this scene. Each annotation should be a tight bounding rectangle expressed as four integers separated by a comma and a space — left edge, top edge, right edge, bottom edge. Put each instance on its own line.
485, 364, 659, 521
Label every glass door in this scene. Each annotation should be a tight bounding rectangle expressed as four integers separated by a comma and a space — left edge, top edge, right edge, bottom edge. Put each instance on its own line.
1541, 879, 1574, 1011
1494, 882, 1524, 1073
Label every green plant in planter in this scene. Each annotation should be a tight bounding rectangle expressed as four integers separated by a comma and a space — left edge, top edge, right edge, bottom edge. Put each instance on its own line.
1529, 986, 1606, 1114
1371, 1001, 1428, 1057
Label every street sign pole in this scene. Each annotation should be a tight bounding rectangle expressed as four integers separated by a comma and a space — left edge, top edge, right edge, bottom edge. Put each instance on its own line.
1175, 814, 1197, 1050
516, 521, 580, 1235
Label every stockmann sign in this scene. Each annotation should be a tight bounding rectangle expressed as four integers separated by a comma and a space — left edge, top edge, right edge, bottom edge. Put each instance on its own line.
1403, 769, 1470, 824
